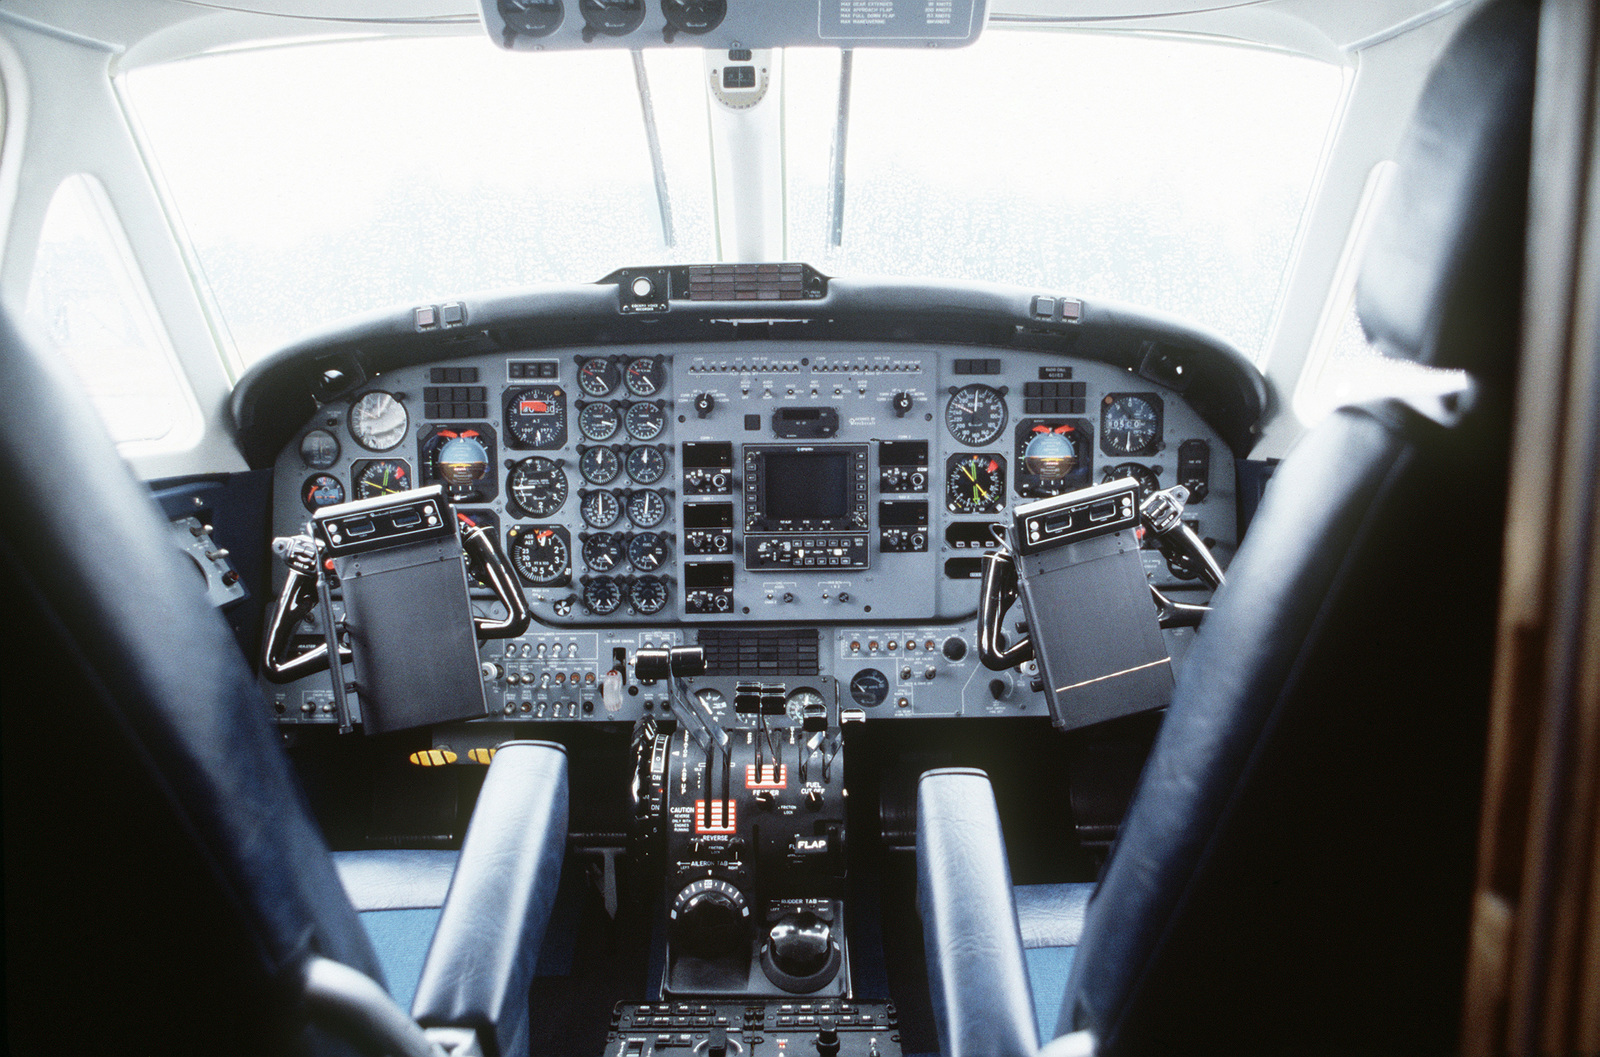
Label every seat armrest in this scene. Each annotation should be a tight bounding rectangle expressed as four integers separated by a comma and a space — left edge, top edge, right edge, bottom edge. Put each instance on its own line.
918, 768, 1040, 1057
413, 741, 569, 1057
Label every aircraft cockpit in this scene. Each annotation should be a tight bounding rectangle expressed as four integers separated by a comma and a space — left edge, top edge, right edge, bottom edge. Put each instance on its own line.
2, 1, 1596, 1056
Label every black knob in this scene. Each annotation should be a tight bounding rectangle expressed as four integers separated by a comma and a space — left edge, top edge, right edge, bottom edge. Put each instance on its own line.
804, 788, 824, 810
708, 1027, 729, 1057
891, 392, 913, 417
769, 911, 833, 978
696, 392, 716, 418
671, 882, 748, 959
942, 636, 968, 661
817, 1020, 841, 1056
756, 789, 777, 810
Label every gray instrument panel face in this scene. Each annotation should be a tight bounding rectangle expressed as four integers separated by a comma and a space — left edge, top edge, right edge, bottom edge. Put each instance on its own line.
267, 341, 1234, 726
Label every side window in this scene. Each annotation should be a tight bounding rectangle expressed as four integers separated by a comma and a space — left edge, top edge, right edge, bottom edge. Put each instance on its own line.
24, 174, 199, 448
1295, 161, 1466, 421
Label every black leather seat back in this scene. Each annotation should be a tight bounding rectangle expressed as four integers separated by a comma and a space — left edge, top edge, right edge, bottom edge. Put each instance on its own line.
1065, 398, 1508, 1054
0, 312, 382, 1055
1062, 1, 1536, 1052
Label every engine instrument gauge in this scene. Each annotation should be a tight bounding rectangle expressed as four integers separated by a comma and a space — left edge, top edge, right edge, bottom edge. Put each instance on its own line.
579, 446, 621, 485
785, 686, 826, 723
629, 575, 669, 615
504, 386, 568, 449
624, 401, 666, 441
349, 391, 409, 452
695, 688, 728, 714
499, 0, 563, 38
1102, 462, 1161, 498
626, 488, 667, 528
628, 530, 670, 571
945, 384, 1008, 447
623, 356, 665, 397
302, 474, 345, 512
1100, 394, 1163, 457
300, 429, 340, 469
626, 445, 667, 484
849, 668, 890, 708
661, 0, 725, 36
506, 525, 571, 587
579, 0, 646, 37
577, 355, 621, 397
583, 576, 623, 615
352, 459, 411, 500
578, 401, 621, 442
581, 490, 622, 529
583, 532, 624, 572
507, 457, 568, 518
946, 453, 1007, 514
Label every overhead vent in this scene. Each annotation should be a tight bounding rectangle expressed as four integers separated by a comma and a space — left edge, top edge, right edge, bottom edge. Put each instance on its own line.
688, 263, 812, 301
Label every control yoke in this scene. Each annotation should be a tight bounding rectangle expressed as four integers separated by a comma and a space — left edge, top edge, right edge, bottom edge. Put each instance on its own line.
262, 508, 531, 687
978, 481, 1224, 673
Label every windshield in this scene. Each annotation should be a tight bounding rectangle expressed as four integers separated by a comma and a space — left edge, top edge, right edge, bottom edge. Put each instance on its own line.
125, 28, 1344, 368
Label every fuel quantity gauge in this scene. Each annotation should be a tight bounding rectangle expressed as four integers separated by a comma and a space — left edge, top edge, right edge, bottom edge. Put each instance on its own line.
629, 576, 669, 615
583, 532, 624, 572
582, 576, 623, 615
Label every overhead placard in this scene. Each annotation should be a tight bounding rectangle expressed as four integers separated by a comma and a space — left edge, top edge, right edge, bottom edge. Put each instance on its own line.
479, 0, 987, 52
819, 0, 979, 40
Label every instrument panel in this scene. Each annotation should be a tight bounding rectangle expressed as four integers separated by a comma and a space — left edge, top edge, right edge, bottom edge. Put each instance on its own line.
265, 339, 1237, 728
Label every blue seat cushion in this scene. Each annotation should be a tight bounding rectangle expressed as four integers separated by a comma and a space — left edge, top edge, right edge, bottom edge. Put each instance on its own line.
333, 849, 460, 1012
1014, 882, 1094, 1042
358, 907, 444, 1012
1024, 946, 1079, 1042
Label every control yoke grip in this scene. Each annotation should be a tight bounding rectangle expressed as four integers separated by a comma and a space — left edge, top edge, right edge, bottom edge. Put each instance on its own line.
976, 484, 1229, 673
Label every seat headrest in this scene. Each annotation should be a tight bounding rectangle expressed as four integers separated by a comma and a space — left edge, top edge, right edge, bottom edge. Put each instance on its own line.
1356, 0, 1538, 379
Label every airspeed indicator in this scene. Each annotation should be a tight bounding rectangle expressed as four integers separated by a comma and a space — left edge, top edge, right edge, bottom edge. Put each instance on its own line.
944, 384, 1008, 446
